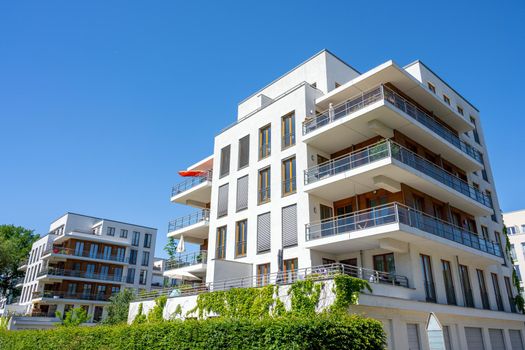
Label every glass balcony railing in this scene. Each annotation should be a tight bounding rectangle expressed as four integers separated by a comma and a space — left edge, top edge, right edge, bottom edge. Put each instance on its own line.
37, 267, 124, 282
303, 85, 483, 164
304, 140, 493, 209
305, 202, 502, 257
168, 210, 210, 232
171, 170, 212, 197
32, 291, 111, 302
43, 246, 127, 263
165, 250, 208, 270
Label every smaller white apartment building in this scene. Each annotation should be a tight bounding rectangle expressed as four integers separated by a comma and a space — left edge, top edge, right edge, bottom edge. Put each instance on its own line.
13, 212, 157, 329
151, 258, 179, 289
504, 209, 525, 293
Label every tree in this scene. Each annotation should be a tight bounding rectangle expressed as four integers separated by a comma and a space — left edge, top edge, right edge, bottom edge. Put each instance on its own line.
0, 225, 39, 298
102, 288, 136, 325
55, 307, 89, 327
164, 237, 178, 259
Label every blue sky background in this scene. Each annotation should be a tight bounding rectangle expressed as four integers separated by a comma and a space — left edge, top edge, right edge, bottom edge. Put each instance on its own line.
1, 1, 524, 258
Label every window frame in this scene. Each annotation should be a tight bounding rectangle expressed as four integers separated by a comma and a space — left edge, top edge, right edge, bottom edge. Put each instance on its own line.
258, 124, 271, 160
281, 156, 296, 196
281, 112, 296, 150
235, 220, 248, 258
258, 166, 271, 204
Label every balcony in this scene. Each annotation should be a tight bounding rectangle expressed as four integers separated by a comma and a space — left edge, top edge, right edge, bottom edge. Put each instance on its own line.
303, 85, 483, 171
164, 250, 207, 280
304, 140, 493, 216
41, 246, 127, 264
304, 202, 502, 261
37, 267, 124, 283
32, 291, 111, 302
171, 170, 212, 208
52, 230, 130, 246
167, 209, 210, 243
18, 259, 28, 271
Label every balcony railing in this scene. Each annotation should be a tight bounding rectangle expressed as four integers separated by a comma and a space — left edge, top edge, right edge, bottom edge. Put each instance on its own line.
304, 140, 493, 209
303, 84, 483, 163
37, 267, 124, 282
135, 262, 409, 301
43, 246, 127, 263
305, 202, 502, 258
171, 170, 212, 197
168, 209, 210, 233
165, 251, 208, 270
32, 291, 111, 302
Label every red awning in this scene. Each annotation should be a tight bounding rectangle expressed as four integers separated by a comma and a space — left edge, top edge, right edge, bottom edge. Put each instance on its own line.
178, 170, 206, 177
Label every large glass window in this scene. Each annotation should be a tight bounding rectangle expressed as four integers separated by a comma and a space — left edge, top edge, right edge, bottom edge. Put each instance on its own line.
505, 276, 517, 313
216, 226, 227, 259
219, 145, 231, 178
282, 156, 296, 196
258, 167, 271, 204
89, 243, 98, 259
235, 220, 247, 258
238, 135, 250, 169
459, 264, 474, 307
281, 112, 295, 149
492, 273, 504, 311
441, 260, 456, 305
421, 254, 436, 302
139, 270, 147, 285
132, 231, 140, 246
259, 124, 271, 159
257, 263, 270, 286
141, 251, 150, 266
477, 269, 490, 310
127, 268, 135, 284
74, 241, 84, 256
103, 246, 112, 260
129, 249, 137, 265
144, 233, 152, 248
283, 258, 298, 284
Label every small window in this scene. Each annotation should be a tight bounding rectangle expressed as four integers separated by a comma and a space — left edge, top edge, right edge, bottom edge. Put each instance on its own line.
427, 82, 436, 93
470, 116, 481, 144
120, 229, 128, 238
281, 112, 295, 149
107, 227, 115, 236
235, 220, 247, 258
129, 249, 137, 265
139, 270, 148, 285
144, 233, 152, 248
238, 135, 250, 169
258, 167, 271, 204
457, 106, 464, 115
219, 145, 231, 178
443, 94, 451, 105
283, 258, 298, 283
216, 226, 227, 259
141, 251, 150, 266
127, 268, 135, 283
282, 156, 296, 196
259, 124, 271, 159
256, 263, 270, 286
132, 231, 140, 246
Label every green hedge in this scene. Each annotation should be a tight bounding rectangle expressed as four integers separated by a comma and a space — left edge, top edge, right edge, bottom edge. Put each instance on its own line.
0, 314, 385, 350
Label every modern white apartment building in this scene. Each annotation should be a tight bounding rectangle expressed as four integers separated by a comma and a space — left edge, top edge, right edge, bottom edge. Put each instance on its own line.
503, 209, 525, 294
13, 212, 157, 329
158, 50, 525, 349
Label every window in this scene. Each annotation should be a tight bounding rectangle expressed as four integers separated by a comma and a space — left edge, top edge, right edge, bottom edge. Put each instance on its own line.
92, 225, 101, 235
482, 168, 489, 182
216, 226, 227, 259
139, 270, 148, 285
511, 244, 517, 260
100, 265, 109, 279
96, 285, 107, 298
505, 276, 517, 313
141, 251, 150, 266
107, 227, 115, 236
427, 82, 436, 93
477, 269, 490, 310
257, 263, 270, 286
217, 184, 229, 217
281, 112, 295, 149
120, 229, 128, 238
103, 246, 112, 260
283, 258, 298, 283
465, 327, 484, 350
481, 225, 489, 240
407, 323, 421, 350
258, 167, 271, 204
236, 176, 249, 211
441, 260, 456, 305
470, 116, 481, 144
235, 220, 247, 257
144, 233, 152, 248
127, 268, 135, 284
114, 267, 123, 281
443, 94, 451, 105
89, 244, 99, 259
74, 241, 84, 256
457, 106, 464, 116
116, 247, 125, 262
111, 286, 120, 294
282, 156, 296, 195
259, 124, 271, 159
219, 145, 231, 178
509, 226, 518, 235
238, 135, 250, 169
459, 264, 474, 307
257, 212, 271, 253
491, 273, 504, 311
421, 254, 436, 302
86, 264, 95, 278
132, 231, 140, 246
82, 284, 92, 298
282, 204, 298, 248
509, 330, 524, 349
522, 224, 525, 233
67, 283, 77, 296
129, 249, 138, 265
522, 243, 525, 259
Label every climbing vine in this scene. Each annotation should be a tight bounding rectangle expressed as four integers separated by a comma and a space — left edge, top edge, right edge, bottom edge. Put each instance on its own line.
287, 279, 323, 317
132, 303, 147, 324
330, 274, 372, 313
147, 295, 167, 322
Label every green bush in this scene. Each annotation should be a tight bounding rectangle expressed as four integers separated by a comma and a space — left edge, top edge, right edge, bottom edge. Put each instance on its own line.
0, 314, 385, 350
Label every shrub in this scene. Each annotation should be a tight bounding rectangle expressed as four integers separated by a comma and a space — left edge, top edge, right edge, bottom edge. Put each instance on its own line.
55, 307, 89, 327
0, 314, 385, 350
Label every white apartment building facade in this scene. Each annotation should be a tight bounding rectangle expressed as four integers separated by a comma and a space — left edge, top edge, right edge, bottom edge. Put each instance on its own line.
13, 212, 157, 329
504, 209, 525, 294
160, 50, 525, 349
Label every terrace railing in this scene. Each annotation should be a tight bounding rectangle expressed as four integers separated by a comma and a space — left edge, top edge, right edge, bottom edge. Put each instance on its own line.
37, 267, 124, 283
43, 246, 127, 263
171, 170, 212, 197
168, 209, 210, 232
32, 291, 111, 302
165, 251, 208, 270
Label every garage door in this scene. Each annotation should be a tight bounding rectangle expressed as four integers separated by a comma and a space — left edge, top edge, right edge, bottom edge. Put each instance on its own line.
489, 329, 506, 350
407, 323, 421, 350
465, 327, 485, 350
510, 330, 524, 350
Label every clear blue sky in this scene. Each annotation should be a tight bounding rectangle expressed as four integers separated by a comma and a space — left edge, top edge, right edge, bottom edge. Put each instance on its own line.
1, 1, 524, 258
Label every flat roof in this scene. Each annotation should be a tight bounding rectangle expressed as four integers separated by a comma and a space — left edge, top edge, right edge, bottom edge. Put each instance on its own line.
51, 212, 157, 231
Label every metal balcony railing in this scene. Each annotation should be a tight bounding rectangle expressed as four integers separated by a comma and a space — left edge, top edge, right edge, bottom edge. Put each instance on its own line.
32, 291, 111, 302
304, 140, 493, 209
37, 267, 124, 282
165, 251, 208, 270
168, 209, 210, 233
303, 84, 483, 164
171, 170, 212, 197
305, 202, 502, 257
43, 246, 127, 263
135, 262, 409, 301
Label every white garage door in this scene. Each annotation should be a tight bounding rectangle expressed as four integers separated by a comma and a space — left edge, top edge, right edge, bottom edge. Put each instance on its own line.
510, 330, 524, 350
465, 327, 485, 350
489, 329, 506, 350
407, 323, 421, 350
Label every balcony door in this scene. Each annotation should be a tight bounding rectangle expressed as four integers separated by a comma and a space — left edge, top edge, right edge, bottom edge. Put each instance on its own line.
373, 253, 395, 283
334, 202, 354, 234
319, 204, 334, 237
421, 254, 436, 302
